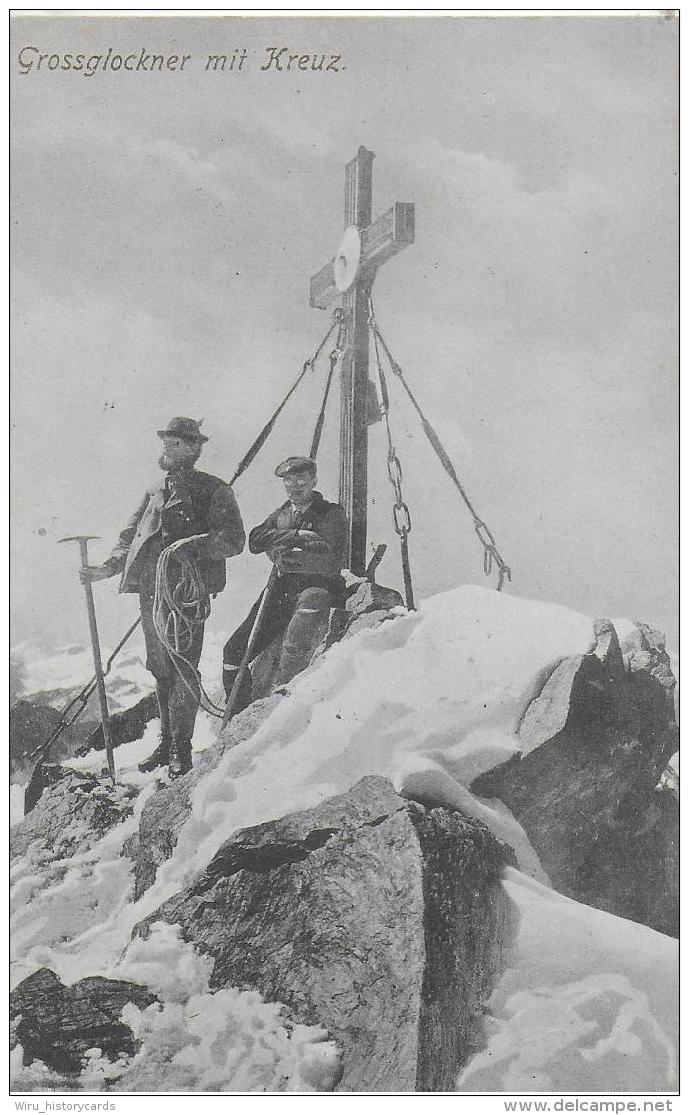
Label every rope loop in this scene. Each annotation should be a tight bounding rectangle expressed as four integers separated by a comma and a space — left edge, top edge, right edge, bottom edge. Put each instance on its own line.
393, 501, 412, 537
474, 517, 497, 551
474, 519, 511, 590
387, 450, 403, 492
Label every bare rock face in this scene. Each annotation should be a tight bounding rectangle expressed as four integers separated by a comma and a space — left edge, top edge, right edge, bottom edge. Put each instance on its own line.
618, 622, 677, 713
342, 576, 404, 619
10, 967, 155, 1075
473, 619, 678, 936
135, 776, 512, 1092
125, 696, 281, 899
78, 692, 159, 756
12, 767, 138, 867
10, 701, 93, 784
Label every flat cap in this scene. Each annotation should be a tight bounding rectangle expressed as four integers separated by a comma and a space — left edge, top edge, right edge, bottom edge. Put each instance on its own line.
157, 417, 208, 443
275, 456, 317, 478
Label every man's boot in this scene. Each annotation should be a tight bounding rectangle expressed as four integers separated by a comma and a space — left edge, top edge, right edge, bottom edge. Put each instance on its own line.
138, 684, 172, 773
168, 737, 193, 780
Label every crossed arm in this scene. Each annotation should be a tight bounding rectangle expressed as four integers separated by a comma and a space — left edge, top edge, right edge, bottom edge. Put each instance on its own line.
249, 506, 348, 570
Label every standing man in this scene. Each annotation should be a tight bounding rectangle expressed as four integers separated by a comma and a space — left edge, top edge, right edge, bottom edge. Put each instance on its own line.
223, 456, 348, 710
81, 418, 245, 778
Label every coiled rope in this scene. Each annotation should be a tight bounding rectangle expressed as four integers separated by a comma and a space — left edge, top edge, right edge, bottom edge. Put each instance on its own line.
152, 535, 224, 717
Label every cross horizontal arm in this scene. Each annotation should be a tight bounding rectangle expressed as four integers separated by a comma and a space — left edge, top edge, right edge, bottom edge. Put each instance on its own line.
310, 202, 415, 309
363, 201, 415, 275
309, 259, 336, 311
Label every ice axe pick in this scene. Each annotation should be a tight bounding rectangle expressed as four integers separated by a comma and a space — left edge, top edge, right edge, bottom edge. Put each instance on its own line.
59, 535, 116, 784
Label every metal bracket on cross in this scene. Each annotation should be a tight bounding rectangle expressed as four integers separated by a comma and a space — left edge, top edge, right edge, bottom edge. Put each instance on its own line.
311, 202, 415, 309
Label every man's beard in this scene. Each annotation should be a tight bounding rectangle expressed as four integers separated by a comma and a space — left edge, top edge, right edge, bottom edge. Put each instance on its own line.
158, 452, 194, 472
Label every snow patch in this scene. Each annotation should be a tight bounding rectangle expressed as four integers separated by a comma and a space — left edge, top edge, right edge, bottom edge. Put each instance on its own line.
11, 922, 341, 1093
12, 586, 593, 991
10, 781, 155, 989
11, 783, 25, 827
457, 869, 678, 1092
139, 587, 592, 910
11, 585, 677, 1094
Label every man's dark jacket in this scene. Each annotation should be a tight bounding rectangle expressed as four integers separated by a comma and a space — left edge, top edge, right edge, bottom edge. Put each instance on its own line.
249, 490, 348, 594
105, 469, 245, 594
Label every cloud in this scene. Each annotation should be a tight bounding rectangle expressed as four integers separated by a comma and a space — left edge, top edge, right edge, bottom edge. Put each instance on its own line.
10, 13, 678, 653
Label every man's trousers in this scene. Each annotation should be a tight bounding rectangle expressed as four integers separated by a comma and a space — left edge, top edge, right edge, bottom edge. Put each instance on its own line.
139, 590, 204, 747
222, 577, 334, 704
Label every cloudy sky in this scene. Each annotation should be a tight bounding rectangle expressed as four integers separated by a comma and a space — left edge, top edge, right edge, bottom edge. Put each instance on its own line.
11, 13, 678, 663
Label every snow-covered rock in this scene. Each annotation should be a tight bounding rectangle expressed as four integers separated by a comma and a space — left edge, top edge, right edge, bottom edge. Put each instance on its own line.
135, 775, 511, 1091
9, 585, 679, 1094
125, 696, 281, 900
12, 768, 138, 869
474, 617, 678, 935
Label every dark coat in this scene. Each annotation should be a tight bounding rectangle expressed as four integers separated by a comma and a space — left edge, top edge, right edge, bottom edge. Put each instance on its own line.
105, 469, 245, 595
249, 490, 348, 593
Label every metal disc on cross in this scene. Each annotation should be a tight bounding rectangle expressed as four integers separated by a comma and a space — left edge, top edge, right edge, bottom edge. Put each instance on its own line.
334, 226, 362, 293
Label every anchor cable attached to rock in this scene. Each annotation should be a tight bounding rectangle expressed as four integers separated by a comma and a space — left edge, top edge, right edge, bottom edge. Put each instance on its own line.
369, 295, 416, 611
368, 298, 512, 592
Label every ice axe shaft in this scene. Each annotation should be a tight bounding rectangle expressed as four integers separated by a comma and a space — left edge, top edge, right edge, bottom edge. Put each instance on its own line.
59, 535, 116, 784
221, 566, 279, 730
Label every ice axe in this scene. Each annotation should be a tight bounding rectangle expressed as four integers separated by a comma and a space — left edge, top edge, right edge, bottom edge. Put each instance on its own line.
59, 535, 116, 784
221, 566, 279, 731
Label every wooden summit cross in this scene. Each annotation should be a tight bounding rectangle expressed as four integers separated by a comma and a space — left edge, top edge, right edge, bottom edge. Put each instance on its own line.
310, 147, 414, 575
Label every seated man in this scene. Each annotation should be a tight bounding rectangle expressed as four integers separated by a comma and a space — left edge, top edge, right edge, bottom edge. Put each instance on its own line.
223, 456, 348, 708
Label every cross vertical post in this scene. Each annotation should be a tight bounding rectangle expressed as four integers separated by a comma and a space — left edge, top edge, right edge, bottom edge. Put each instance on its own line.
341, 147, 374, 574
309, 149, 415, 576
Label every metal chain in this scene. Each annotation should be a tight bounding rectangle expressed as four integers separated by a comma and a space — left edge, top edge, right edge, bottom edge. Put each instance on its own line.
368, 297, 416, 610
368, 300, 512, 592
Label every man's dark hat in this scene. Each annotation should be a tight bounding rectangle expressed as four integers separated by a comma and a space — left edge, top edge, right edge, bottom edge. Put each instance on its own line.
275, 456, 317, 478
157, 417, 208, 443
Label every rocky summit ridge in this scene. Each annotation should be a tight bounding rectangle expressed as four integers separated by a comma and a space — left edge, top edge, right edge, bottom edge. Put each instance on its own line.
9, 584, 678, 1093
